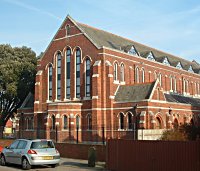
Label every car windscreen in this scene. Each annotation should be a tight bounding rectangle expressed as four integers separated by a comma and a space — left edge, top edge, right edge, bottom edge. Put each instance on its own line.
30, 141, 55, 149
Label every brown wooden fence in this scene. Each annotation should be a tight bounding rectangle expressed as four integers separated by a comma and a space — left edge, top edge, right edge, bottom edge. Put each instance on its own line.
107, 139, 200, 171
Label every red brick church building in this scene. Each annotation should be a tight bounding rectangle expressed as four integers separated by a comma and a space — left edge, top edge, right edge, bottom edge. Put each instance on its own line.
17, 15, 200, 143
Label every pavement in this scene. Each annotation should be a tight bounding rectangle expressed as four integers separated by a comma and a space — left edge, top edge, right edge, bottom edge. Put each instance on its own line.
0, 157, 108, 171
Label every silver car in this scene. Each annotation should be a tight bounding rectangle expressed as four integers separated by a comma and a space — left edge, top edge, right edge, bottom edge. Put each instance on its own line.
0, 139, 60, 170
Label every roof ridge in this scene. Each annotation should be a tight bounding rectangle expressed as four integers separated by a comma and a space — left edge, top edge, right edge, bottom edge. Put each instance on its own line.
78, 22, 199, 66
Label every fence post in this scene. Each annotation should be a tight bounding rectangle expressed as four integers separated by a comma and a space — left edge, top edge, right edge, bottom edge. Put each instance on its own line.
133, 123, 136, 140
102, 126, 105, 145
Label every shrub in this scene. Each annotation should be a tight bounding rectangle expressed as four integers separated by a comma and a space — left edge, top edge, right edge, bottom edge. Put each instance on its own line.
160, 124, 200, 141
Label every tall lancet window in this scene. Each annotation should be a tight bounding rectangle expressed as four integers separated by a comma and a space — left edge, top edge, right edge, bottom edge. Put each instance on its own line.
85, 58, 91, 97
114, 63, 118, 81
142, 68, 145, 83
135, 67, 139, 83
120, 64, 125, 82
57, 52, 62, 100
76, 48, 81, 98
48, 64, 53, 100
66, 48, 71, 99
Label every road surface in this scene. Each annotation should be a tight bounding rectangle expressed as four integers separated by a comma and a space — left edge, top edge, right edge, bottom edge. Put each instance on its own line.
0, 158, 107, 171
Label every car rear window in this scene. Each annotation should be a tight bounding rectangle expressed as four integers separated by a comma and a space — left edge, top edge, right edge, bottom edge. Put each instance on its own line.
30, 141, 55, 149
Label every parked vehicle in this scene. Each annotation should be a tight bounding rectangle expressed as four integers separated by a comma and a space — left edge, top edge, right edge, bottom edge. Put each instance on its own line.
0, 139, 60, 170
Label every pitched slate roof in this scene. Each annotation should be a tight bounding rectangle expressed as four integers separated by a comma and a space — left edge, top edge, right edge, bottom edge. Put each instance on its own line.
77, 22, 200, 74
115, 82, 156, 102
165, 93, 200, 106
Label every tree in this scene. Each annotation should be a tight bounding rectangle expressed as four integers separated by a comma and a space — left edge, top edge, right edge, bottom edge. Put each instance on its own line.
160, 123, 200, 141
0, 44, 37, 138
160, 128, 187, 141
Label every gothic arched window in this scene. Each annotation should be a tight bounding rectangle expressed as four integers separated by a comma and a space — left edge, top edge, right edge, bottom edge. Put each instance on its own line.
57, 52, 62, 100
85, 58, 91, 97
66, 48, 71, 99
76, 48, 81, 98
48, 64, 53, 100
119, 113, 124, 129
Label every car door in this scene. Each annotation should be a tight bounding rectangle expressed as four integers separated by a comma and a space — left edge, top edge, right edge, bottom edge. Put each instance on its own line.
14, 140, 28, 165
5, 140, 20, 164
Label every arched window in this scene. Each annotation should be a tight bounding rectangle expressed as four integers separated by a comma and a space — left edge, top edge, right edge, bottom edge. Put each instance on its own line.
135, 67, 139, 83
66, 48, 71, 99
186, 80, 189, 93
174, 77, 177, 92
76, 115, 80, 130
30, 117, 34, 130
65, 25, 70, 36
159, 73, 162, 86
76, 48, 81, 98
155, 117, 162, 129
48, 64, 53, 100
120, 64, 125, 82
57, 52, 62, 100
184, 80, 189, 93
85, 59, 91, 97
119, 113, 124, 129
170, 76, 173, 91
28, 118, 31, 130
52, 115, 56, 130
183, 79, 186, 93
114, 63, 118, 81
63, 115, 68, 130
128, 113, 132, 129
87, 114, 92, 130
142, 68, 145, 83
25, 118, 29, 130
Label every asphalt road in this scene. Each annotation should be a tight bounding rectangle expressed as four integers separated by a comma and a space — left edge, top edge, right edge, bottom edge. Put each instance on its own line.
0, 158, 107, 171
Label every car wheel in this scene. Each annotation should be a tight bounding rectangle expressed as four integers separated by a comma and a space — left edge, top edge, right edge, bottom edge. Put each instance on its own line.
50, 164, 58, 168
22, 157, 31, 170
0, 155, 6, 166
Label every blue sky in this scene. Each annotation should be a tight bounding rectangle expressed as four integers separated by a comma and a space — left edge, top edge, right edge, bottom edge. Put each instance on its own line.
0, 0, 200, 63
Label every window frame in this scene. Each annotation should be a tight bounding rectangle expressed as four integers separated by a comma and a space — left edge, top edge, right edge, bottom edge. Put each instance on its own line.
48, 64, 53, 101
66, 48, 71, 99
85, 58, 91, 97
76, 48, 81, 98
56, 52, 62, 100
63, 115, 68, 130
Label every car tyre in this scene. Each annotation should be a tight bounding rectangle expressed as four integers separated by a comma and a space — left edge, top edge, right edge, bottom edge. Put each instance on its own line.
50, 164, 57, 168
22, 157, 31, 170
0, 155, 6, 166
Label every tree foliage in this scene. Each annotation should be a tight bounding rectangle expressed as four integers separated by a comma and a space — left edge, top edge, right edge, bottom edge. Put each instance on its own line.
160, 124, 200, 141
0, 44, 37, 129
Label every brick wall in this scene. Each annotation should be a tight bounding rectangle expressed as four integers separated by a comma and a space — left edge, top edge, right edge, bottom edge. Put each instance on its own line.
55, 143, 106, 162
